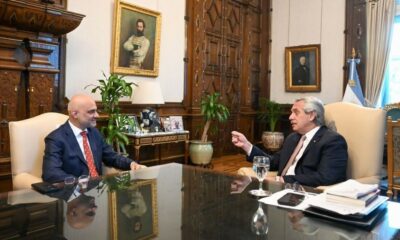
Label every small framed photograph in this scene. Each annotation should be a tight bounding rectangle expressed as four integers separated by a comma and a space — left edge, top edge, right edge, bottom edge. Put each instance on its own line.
169, 116, 184, 131
285, 44, 321, 92
126, 115, 140, 133
110, 179, 158, 240
160, 117, 171, 132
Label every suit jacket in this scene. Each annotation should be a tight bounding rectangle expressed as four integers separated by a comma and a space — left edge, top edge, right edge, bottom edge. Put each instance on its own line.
249, 126, 348, 187
42, 121, 132, 183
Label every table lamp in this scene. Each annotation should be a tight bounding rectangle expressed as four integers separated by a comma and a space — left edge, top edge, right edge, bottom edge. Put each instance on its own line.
131, 81, 165, 105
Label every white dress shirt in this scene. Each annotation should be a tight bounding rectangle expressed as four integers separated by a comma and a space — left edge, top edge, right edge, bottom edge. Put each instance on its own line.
285, 126, 320, 176
68, 121, 91, 161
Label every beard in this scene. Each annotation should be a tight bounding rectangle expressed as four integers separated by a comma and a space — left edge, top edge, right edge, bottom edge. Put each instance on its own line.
136, 29, 144, 36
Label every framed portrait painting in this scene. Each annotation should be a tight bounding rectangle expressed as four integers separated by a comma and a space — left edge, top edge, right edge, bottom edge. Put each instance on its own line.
111, 0, 161, 77
110, 179, 158, 240
285, 44, 321, 92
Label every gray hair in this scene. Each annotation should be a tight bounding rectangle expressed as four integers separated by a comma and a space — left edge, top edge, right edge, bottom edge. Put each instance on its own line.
295, 96, 325, 126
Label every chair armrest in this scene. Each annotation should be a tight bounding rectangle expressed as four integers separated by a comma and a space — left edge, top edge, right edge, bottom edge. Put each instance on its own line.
13, 173, 42, 190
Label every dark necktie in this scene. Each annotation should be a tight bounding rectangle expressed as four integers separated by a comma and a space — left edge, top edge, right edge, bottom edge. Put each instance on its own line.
281, 135, 306, 176
80, 131, 99, 177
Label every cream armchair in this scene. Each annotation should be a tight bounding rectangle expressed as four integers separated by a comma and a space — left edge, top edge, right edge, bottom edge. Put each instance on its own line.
9, 112, 68, 190
324, 102, 386, 185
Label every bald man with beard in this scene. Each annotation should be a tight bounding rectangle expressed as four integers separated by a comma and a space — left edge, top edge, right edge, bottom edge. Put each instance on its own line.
42, 94, 145, 183
66, 194, 97, 229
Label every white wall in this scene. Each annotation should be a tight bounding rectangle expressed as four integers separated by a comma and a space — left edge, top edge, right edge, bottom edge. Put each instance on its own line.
66, 0, 345, 105
66, 0, 185, 102
270, 0, 346, 104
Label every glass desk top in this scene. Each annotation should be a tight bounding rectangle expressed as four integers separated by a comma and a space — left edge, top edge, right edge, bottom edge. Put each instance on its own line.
1, 163, 399, 240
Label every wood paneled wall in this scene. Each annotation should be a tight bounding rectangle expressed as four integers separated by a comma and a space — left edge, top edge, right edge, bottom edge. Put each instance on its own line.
184, 0, 271, 156
344, 0, 367, 93
0, 0, 84, 191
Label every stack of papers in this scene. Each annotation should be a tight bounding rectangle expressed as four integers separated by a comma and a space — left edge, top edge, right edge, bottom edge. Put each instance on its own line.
324, 180, 380, 208
305, 179, 388, 215
307, 193, 387, 215
325, 179, 378, 199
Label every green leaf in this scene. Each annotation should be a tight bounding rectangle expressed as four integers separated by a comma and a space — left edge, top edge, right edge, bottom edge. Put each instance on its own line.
84, 72, 137, 153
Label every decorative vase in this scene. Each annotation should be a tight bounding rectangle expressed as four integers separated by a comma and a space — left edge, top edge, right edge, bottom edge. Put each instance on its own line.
262, 131, 284, 152
189, 140, 213, 165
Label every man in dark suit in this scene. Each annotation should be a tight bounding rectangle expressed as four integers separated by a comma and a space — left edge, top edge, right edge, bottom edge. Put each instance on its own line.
42, 94, 145, 183
292, 56, 310, 85
231, 97, 348, 187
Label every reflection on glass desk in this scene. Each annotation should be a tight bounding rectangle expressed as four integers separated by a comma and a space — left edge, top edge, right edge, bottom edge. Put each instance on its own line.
0, 163, 399, 240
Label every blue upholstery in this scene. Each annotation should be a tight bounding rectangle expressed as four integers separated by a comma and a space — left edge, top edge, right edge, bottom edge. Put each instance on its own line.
387, 108, 400, 121
384, 102, 400, 121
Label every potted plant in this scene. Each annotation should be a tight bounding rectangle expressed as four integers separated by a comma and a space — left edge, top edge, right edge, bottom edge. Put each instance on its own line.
190, 92, 230, 165
86, 73, 137, 155
258, 98, 284, 151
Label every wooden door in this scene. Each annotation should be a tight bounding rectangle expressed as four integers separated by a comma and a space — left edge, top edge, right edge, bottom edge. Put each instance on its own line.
186, 0, 270, 156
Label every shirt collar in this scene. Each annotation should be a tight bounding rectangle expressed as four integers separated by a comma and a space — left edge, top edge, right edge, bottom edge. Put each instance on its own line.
68, 121, 87, 137
304, 126, 320, 141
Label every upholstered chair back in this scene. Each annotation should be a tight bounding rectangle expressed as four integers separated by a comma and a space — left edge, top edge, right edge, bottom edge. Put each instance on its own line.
384, 102, 400, 121
324, 102, 386, 184
9, 112, 68, 190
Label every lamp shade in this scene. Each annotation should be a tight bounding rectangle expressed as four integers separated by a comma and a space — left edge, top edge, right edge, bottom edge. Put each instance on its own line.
131, 81, 165, 104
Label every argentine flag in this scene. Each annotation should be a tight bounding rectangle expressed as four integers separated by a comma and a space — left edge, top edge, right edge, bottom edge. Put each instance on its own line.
342, 58, 366, 106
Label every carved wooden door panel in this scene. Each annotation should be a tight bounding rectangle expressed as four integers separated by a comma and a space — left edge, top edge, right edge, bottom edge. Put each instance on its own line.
344, 0, 367, 92
28, 72, 54, 117
0, 70, 21, 158
187, 0, 270, 156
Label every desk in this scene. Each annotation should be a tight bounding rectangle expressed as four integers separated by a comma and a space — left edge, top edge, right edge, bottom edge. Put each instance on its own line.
125, 131, 190, 165
1, 164, 399, 239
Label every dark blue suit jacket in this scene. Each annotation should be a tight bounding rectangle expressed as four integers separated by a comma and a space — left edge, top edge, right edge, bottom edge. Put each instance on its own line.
42, 121, 132, 183
249, 126, 348, 187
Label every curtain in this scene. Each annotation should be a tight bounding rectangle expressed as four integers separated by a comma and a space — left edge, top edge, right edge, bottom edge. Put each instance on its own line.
365, 0, 396, 106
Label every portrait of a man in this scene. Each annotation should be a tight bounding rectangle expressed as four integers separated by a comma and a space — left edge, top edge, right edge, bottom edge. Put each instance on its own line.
111, 179, 158, 239
292, 56, 310, 85
285, 44, 321, 92
123, 19, 150, 69
111, 1, 161, 77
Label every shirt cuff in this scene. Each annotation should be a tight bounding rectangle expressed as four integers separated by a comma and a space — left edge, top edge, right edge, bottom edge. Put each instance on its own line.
246, 145, 253, 156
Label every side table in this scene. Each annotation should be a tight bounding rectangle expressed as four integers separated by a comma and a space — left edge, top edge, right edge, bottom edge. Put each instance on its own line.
125, 131, 190, 165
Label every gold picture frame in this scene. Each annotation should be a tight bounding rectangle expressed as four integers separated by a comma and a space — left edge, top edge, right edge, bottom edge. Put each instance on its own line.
111, 0, 161, 77
285, 44, 321, 92
109, 179, 158, 240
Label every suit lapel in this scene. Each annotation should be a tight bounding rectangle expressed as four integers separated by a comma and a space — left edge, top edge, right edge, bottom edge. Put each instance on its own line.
301, 126, 326, 156
64, 123, 87, 166
279, 133, 302, 172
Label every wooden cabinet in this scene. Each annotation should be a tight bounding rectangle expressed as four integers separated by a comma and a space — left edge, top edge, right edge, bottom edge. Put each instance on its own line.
0, 0, 84, 191
0, 200, 63, 239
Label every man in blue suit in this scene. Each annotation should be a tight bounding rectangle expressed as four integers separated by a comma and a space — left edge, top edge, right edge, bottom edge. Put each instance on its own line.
42, 94, 145, 183
232, 97, 348, 187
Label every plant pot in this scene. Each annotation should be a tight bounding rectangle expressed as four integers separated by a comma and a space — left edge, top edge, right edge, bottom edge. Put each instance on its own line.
262, 131, 284, 152
189, 140, 213, 165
